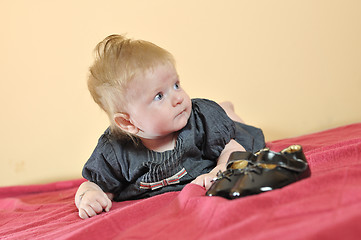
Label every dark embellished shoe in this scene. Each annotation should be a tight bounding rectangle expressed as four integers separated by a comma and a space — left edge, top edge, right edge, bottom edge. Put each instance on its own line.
206, 145, 311, 199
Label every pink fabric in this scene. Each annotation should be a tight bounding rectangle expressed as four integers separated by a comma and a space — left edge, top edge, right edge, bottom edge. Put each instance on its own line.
1, 123, 361, 240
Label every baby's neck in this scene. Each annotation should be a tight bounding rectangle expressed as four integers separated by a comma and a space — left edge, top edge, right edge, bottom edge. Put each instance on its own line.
140, 133, 178, 152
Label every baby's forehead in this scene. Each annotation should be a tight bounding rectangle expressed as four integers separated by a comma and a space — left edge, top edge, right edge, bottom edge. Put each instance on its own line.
132, 62, 177, 79
142, 61, 176, 74
126, 63, 177, 89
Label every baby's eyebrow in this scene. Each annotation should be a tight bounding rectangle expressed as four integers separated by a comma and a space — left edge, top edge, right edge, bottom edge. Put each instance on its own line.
172, 75, 180, 83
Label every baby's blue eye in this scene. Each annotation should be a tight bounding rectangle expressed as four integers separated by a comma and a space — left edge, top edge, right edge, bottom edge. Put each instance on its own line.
154, 92, 163, 101
174, 83, 180, 90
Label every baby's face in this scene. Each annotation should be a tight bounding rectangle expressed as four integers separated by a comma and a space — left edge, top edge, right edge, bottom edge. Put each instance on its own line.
124, 63, 192, 139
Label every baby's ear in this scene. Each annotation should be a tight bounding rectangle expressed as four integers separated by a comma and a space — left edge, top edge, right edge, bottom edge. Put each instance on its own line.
113, 113, 139, 135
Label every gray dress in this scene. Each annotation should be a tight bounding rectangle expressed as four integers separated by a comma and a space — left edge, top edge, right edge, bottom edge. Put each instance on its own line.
82, 98, 265, 201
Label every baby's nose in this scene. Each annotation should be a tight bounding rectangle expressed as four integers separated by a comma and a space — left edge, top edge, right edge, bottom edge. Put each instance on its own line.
172, 92, 183, 106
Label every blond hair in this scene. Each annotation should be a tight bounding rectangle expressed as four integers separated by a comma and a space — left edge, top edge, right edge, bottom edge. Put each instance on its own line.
88, 34, 176, 135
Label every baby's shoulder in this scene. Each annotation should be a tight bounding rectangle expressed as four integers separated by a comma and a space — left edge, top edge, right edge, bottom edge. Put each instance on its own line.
93, 128, 137, 155
192, 98, 221, 110
191, 98, 226, 116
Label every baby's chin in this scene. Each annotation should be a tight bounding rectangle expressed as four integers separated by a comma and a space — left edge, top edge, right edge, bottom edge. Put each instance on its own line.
176, 115, 190, 131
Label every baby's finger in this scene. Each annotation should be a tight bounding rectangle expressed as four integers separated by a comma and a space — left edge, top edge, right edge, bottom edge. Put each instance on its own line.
204, 177, 213, 190
104, 197, 112, 212
83, 206, 97, 218
191, 176, 207, 188
79, 208, 89, 219
96, 195, 112, 212
90, 201, 103, 213
97, 195, 109, 208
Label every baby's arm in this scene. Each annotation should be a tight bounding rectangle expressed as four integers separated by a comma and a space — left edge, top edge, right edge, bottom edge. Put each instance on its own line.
191, 139, 245, 190
75, 181, 113, 219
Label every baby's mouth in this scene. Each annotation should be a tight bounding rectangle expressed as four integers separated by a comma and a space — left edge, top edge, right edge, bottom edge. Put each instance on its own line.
175, 108, 186, 118
176, 110, 184, 117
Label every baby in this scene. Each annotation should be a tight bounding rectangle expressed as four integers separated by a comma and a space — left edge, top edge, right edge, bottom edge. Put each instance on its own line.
75, 34, 265, 219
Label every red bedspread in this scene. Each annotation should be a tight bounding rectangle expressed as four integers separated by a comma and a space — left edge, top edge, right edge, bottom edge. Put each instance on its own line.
1, 123, 361, 240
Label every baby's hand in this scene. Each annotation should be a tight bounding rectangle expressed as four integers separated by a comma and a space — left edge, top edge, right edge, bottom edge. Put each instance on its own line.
191, 172, 218, 190
75, 181, 113, 220
77, 189, 112, 219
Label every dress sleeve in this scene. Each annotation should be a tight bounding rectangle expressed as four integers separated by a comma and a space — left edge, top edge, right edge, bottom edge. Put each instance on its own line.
233, 122, 266, 153
192, 99, 236, 160
82, 132, 125, 194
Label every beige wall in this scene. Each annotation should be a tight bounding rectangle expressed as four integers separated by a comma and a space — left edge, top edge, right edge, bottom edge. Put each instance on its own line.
1, 0, 360, 187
